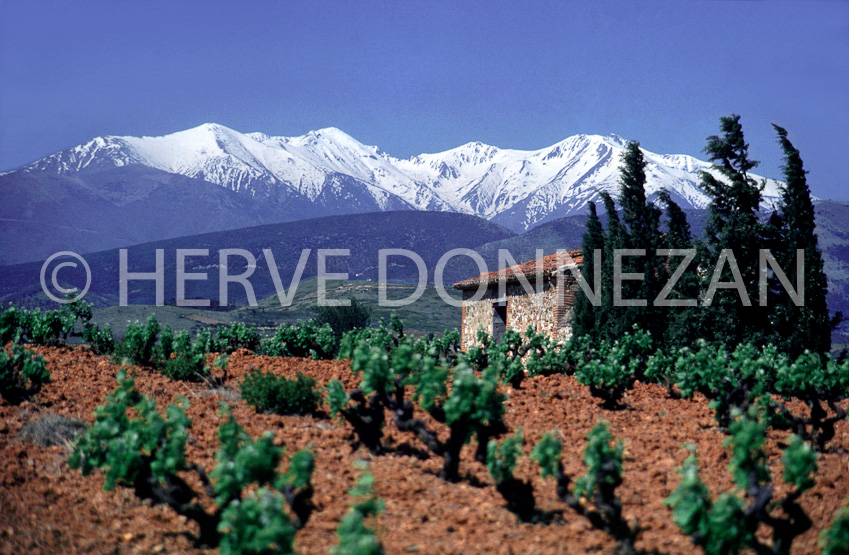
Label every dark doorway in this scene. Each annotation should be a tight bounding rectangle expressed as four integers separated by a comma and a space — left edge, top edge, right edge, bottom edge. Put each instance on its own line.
492, 301, 507, 343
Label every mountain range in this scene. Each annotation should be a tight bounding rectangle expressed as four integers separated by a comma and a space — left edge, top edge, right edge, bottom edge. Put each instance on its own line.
0, 123, 784, 265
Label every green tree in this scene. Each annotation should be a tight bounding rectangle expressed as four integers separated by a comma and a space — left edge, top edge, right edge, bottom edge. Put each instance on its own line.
601, 191, 628, 341
699, 115, 769, 348
767, 124, 837, 355
574, 144, 668, 345
572, 201, 605, 340
313, 297, 372, 340
617, 141, 664, 340
657, 190, 701, 347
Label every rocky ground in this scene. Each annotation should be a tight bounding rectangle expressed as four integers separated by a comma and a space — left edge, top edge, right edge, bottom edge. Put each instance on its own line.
1, 346, 847, 554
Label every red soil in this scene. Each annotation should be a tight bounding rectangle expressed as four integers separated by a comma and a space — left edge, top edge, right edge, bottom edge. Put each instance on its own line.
1, 347, 847, 554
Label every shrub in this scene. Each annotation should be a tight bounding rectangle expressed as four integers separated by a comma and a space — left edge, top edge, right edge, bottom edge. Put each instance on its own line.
1, 301, 94, 346
531, 423, 637, 554
333, 463, 384, 555
193, 327, 219, 354
487, 328, 529, 388
214, 322, 263, 354
313, 297, 372, 340
325, 354, 387, 456
524, 327, 572, 378
643, 349, 677, 395
466, 326, 571, 388
486, 428, 537, 521
821, 500, 849, 555
111, 318, 212, 381
326, 342, 416, 455
664, 341, 849, 449
575, 356, 635, 409
329, 338, 507, 481
674, 342, 784, 429
574, 328, 652, 409
464, 327, 494, 371
337, 314, 404, 360
405, 350, 450, 423
0, 305, 23, 344
529, 431, 562, 481
558, 334, 594, 374
69, 374, 315, 550
770, 351, 849, 451
82, 322, 115, 355
0, 344, 50, 401
440, 363, 507, 475
336, 316, 461, 367
486, 428, 524, 485
69, 371, 191, 490
422, 329, 461, 363
114, 316, 164, 367
240, 370, 322, 416
161, 330, 208, 382
162, 353, 208, 381
266, 321, 337, 360
218, 487, 296, 555
573, 421, 626, 502
665, 407, 817, 554
361, 355, 508, 479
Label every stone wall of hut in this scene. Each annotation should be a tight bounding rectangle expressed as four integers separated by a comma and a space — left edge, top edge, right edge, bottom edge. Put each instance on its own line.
459, 272, 580, 350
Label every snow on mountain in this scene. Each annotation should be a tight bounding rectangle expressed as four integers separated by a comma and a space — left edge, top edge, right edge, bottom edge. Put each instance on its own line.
17, 123, 783, 232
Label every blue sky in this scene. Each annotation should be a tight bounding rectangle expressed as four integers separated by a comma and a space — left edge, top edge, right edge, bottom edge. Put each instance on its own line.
1, 0, 847, 200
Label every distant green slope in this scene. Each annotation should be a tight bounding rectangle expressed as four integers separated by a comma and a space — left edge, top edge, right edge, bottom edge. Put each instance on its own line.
91, 278, 460, 337
0, 210, 514, 307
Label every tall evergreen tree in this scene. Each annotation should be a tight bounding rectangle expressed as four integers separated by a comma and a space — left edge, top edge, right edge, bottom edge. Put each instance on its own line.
571, 118, 835, 356
770, 124, 837, 355
659, 190, 692, 251
760, 208, 789, 345
699, 115, 769, 348
600, 192, 628, 341
657, 190, 700, 347
572, 201, 605, 340
617, 141, 664, 340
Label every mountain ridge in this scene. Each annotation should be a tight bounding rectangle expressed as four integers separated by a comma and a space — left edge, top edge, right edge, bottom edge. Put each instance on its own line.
11, 123, 784, 229
0, 123, 791, 265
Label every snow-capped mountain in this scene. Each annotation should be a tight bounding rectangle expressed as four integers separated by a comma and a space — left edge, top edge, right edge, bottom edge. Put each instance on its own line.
14, 123, 783, 232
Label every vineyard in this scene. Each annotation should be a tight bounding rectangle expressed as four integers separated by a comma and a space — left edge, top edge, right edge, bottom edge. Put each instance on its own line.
1, 302, 849, 554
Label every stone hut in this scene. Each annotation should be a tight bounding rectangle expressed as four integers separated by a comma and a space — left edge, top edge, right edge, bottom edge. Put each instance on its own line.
452, 250, 583, 350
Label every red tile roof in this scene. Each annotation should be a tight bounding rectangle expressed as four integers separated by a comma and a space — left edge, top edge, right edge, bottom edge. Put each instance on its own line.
453, 249, 583, 290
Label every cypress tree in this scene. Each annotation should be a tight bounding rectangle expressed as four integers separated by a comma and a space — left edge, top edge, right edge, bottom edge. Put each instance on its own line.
760, 209, 789, 347
659, 190, 692, 250
617, 141, 664, 340
657, 190, 700, 347
770, 124, 837, 355
571, 119, 835, 355
601, 192, 627, 341
574, 144, 665, 344
572, 201, 605, 340
699, 115, 768, 348
619, 141, 652, 238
